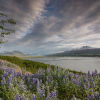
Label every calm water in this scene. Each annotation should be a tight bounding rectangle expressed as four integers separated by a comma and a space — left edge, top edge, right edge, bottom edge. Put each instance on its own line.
30, 57, 100, 73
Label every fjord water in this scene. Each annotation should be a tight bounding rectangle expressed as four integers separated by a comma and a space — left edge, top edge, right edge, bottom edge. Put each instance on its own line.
30, 57, 100, 73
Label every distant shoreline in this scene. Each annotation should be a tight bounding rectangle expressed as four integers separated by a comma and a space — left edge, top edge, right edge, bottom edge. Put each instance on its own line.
47, 55, 100, 57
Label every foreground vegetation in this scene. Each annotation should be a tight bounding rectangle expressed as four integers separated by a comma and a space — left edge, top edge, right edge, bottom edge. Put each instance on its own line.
0, 56, 100, 100
0, 56, 84, 75
0, 56, 54, 73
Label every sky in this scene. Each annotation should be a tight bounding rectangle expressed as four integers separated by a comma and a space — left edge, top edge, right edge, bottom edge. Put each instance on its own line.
0, 0, 100, 55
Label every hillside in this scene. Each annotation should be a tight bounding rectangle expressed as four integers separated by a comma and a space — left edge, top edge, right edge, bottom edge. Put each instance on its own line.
48, 46, 100, 57
0, 51, 31, 57
0, 56, 100, 100
0, 56, 51, 73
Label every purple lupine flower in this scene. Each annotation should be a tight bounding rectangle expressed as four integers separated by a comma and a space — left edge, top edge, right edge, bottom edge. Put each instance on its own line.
68, 72, 73, 81
86, 93, 100, 100
20, 80, 26, 91
1, 76, 6, 85
40, 89, 45, 97
91, 89, 93, 93
94, 92, 100, 99
94, 92, 99, 97
50, 91, 58, 98
72, 79, 80, 86
38, 68, 43, 75
88, 71, 91, 76
36, 79, 40, 92
72, 95, 76, 100
14, 94, 20, 100
40, 79, 42, 83
92, 71, 96, 77
32, 78, 37, 84
91, 94, 95, 99
20, 95, 25, 100
47, 68, 51, 73
87, 82, 90, 88
87, 94, 91, 100
8, 76, 13, 84
3, 71, 8, 77
31, 94, 35, 100
16, 72, 22, 77
94, 69, 97, 74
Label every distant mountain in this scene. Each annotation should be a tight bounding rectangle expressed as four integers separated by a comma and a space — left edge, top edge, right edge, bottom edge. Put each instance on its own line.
48, 46, 100, 57
78, 46, 93, 50
0, 51, 30, 57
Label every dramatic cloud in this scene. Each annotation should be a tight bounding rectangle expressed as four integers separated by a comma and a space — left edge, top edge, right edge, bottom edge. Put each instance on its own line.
0, 0, 100, 55
0, 0, 47, 39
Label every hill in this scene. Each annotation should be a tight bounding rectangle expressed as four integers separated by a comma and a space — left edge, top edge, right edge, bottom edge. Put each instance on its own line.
48, 46, 100, 57
0, 51, 31, 57
0, 56, 51, 73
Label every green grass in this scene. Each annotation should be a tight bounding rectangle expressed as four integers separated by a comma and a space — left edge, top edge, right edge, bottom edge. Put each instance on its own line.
0, 55, 54, 73
0, 55, 84, 75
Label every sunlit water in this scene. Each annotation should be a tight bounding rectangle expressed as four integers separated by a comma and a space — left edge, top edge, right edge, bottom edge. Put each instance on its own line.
29, 57, 100, 73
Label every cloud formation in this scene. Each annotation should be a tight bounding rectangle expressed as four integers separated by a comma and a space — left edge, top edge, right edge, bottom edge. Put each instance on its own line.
0, 0, 100, 55
0, 0, 47, 39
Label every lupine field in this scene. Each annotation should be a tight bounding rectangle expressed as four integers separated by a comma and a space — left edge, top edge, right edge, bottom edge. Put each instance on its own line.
0, 58, 100, 100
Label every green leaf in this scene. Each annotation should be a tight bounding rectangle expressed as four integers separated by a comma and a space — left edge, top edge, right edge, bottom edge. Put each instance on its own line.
0, 25, 4, 30
8, 19, 16, 24
1, 32, 11, 37
0, 20, 7, 24
0, 41, 3, 44
0, 13, 7, 17
5, 32, 11, 35
0, 12, 16, 44
1, 32, 5, 37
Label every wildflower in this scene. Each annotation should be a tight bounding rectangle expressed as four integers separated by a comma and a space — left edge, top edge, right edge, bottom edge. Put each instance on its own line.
31, 94, 35, 100
14, 94, 20, 100
36, 79, 40, 92
32, 78, 37, 84
20, 95, 25, 100
40, 89, 45, 97
87, 82, 90, 88
8, 75, 13, 84
3, 71, 8, 77
50, 91, 58, 98
72, 95, 76, 100
1, 76, 6, 85
88, 71, 91, 76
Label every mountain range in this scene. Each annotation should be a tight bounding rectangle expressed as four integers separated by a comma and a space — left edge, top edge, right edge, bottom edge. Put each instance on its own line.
1, 46, 100, 57
48, 46, 100, 57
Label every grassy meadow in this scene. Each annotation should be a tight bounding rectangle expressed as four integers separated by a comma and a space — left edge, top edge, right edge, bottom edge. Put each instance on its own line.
0, 56, 100, 100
